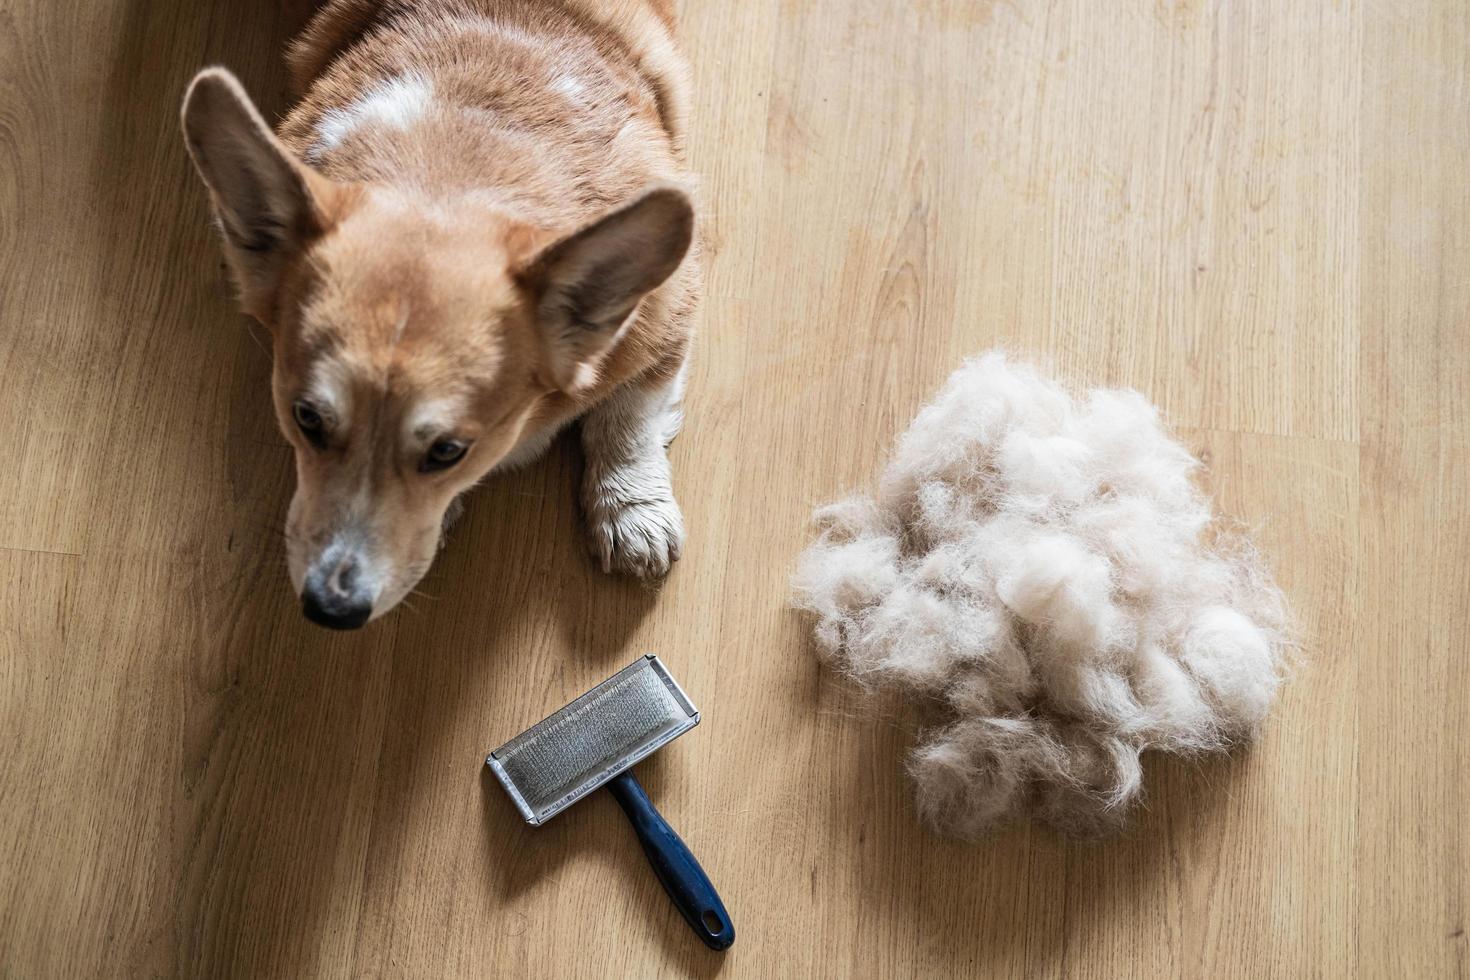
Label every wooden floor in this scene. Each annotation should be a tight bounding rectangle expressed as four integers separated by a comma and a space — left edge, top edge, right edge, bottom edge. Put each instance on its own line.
2, 0, 1467, 976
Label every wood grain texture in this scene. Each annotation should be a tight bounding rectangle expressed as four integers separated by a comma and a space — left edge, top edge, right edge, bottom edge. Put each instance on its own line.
1, 0, 1465, 976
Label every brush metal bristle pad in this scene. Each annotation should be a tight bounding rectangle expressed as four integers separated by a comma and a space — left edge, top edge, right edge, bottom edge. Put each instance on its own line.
488, 656, 699, 825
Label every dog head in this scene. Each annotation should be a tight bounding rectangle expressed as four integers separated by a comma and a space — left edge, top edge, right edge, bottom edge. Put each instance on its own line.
180, 68, 692, 629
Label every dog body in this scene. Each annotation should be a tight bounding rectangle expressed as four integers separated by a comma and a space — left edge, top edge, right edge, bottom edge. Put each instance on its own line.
182, 0, 699, 627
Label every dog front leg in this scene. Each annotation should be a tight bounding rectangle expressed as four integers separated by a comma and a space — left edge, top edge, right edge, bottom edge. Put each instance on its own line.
580, 360, 688, 578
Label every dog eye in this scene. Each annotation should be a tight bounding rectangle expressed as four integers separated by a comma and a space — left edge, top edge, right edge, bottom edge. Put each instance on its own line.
293, 400, 327, 448
422, 439, 469, 472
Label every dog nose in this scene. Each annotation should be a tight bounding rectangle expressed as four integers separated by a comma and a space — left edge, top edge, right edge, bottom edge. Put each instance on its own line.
301, 590, 372, 630
301, 556, 373, 630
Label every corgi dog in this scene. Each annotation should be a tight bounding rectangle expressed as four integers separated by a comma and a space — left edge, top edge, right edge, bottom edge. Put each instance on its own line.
181, 0, 699, 629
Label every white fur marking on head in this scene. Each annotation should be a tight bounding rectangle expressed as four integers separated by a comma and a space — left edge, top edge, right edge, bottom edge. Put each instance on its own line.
306, 359, 353, 425
311, 73, 434, 161
553, 75, 587, 99
405, 398, 463, 442
791, 352, 1293, 838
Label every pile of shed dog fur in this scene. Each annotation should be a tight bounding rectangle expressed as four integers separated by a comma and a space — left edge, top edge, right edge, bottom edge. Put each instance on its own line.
793, 353, 1290, 836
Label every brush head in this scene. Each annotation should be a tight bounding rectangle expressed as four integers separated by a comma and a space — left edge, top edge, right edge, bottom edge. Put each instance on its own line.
487, 655, 699, 825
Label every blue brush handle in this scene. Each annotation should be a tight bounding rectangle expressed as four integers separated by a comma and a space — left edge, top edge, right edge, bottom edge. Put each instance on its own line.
606, 770, 735, 951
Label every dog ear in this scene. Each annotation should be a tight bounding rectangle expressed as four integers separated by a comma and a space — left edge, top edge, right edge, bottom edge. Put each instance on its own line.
181, 67, 333, 320
520, 186, 694, 392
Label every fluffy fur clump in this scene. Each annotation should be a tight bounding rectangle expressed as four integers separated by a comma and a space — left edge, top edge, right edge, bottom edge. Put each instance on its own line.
792, 353, 1290, 837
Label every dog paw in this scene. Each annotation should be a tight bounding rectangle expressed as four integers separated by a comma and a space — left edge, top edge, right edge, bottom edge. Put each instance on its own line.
585, 491, 685, 578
